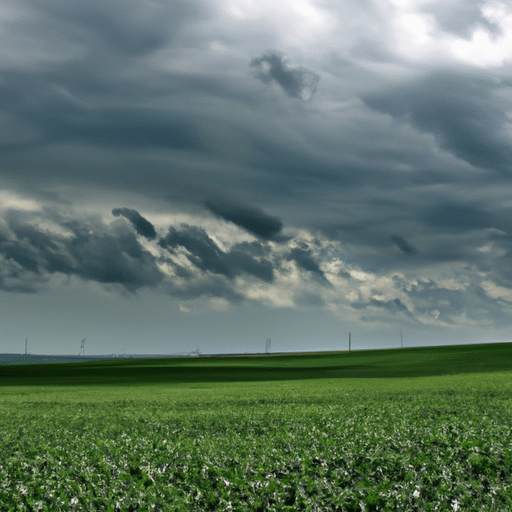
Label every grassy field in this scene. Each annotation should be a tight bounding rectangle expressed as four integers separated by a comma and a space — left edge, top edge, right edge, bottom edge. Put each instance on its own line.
1, 343, 512, 510
3, 342, 512, 386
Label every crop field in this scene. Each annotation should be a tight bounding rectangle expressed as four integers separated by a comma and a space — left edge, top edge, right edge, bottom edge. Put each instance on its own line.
1, 343, 512, 511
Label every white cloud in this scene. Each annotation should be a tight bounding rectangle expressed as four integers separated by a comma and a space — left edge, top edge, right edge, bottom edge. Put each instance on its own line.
0, 191, 41, 212
481, 280, 512, 302
224, 0, 335, 48
450, 2, 512, 67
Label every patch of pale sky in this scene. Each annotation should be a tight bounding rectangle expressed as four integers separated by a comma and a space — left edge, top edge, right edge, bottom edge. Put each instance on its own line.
389, 9, 451, 62
31, 218, 75, 239
382, 0, 512, 68
206, 297, 231, 311
0, 190, 41, 212
224, 0, 334, 48
243, 279, 296, 308
449, 311, 493, 327
451, 25, 512, 67
388, 0, 433, 7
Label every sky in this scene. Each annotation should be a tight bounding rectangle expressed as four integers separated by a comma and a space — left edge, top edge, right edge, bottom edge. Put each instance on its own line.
1, 0, 512, 355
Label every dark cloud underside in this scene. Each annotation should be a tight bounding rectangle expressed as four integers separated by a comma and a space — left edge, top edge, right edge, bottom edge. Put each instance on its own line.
287, 247, 330, 284
362, 73, 512, 174
158, 224, 274, 282
391, 236, 417, 255
1, 210, 162, 292
205, 199, 283, 240
0, 209, 279, 297
112, 208, 156, 239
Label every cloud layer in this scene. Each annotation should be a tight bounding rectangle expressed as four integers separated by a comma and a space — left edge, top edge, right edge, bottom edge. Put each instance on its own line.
1, 200, 511, 335
1, 0, 512, 350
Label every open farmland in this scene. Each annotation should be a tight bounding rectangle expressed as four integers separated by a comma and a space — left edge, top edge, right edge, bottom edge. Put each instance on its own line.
1, 343, 512, 511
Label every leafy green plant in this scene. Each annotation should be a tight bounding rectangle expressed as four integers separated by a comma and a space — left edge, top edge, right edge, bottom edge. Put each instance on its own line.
1, 387, 512, 510
2, 344, 512, 510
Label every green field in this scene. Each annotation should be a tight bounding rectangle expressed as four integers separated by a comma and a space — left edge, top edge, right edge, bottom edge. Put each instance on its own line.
1, 343, 512, 511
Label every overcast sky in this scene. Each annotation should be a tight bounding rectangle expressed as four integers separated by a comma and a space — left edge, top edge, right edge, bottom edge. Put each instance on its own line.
1, 0, 512, 355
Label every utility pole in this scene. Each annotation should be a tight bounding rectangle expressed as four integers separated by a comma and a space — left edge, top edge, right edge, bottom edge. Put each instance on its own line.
349, 332, 351, 352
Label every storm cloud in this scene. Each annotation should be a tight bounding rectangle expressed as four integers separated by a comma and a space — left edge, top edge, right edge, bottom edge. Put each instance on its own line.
2, 0, 512, 353
112, 208, 157, 239
286, 246, 330, 284
391, 236, 417, 255
0, 207, 281, 299
158, 224, 274, 282
362, 72, 512, 175
250, 51, 320, 101
0, 209, 162, 292
205, 199, 284, 240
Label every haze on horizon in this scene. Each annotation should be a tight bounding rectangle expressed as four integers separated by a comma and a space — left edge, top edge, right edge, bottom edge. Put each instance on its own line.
1, 0, 512, 355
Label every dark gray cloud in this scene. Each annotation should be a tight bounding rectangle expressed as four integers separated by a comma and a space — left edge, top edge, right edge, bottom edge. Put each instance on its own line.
287, 246, 330, 284
423, 202, 492, 231
158, 224, 274, 282
228, 244, 274, 283
205, 199, 284, 240
391, 236, 416, 255
362, 72, 512, 175
159, 224, 232, 277
112, 208, 156, 239
0, 209, 162, 292
25, 0, 201, 57
250, 51, 320, 100
0, 209, 279, 297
